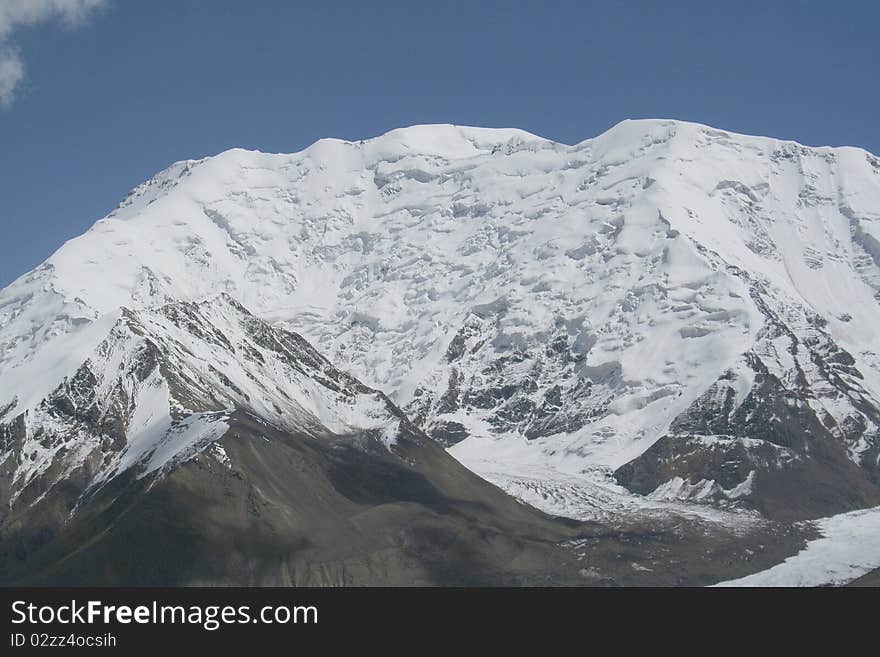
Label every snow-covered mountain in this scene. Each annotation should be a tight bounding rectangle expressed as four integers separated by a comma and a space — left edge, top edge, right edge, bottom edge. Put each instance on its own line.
2, 119, 880, 561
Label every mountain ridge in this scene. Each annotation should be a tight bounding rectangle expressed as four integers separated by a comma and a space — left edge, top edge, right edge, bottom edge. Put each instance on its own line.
116, 119, 880, 182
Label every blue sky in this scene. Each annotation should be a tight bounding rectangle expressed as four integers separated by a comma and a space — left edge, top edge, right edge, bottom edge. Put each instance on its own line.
0, 0, 877, 286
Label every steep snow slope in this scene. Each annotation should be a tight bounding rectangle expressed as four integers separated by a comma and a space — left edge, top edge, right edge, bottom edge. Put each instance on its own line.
2, 119, 880, 520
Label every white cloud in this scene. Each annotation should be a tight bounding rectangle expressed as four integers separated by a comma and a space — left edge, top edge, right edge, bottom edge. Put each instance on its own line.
0, 47, 23, 107
0, 0, 106, 108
